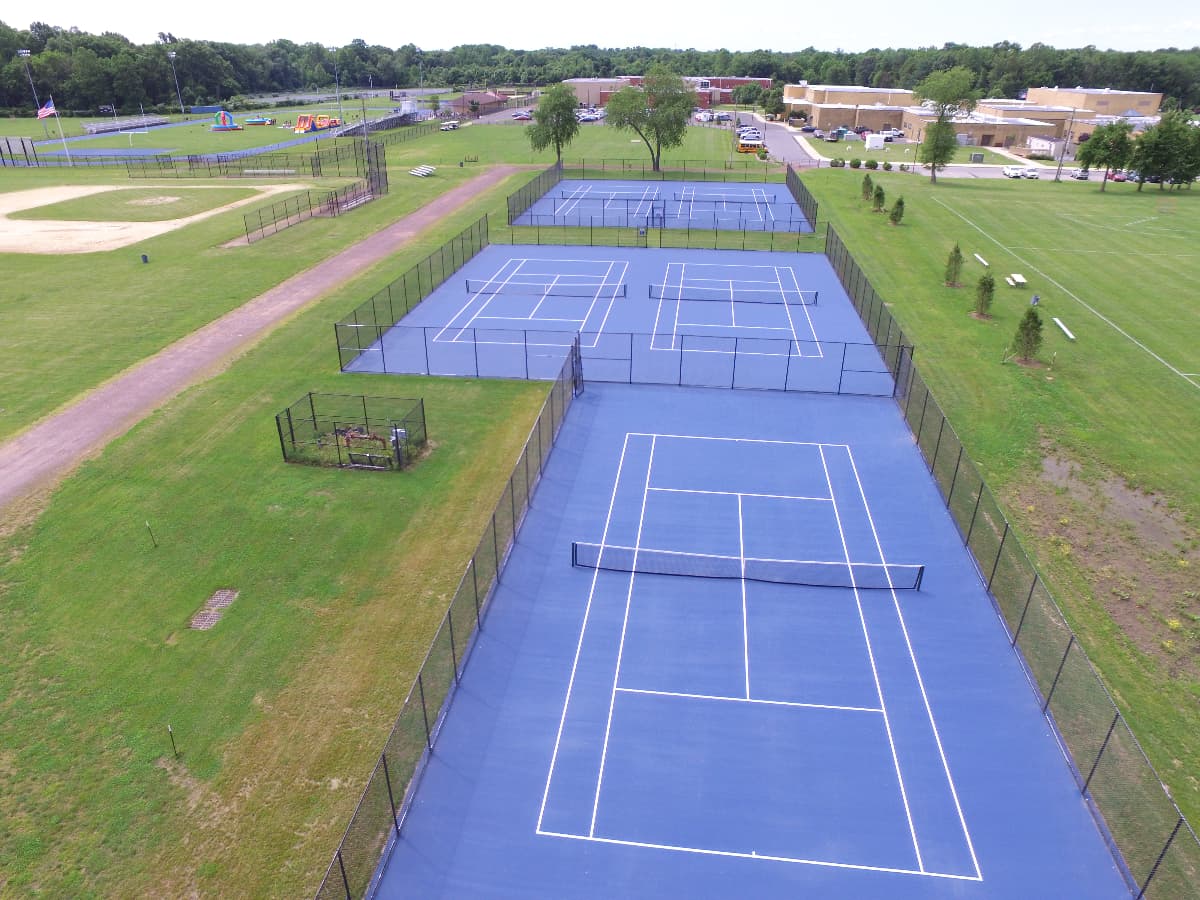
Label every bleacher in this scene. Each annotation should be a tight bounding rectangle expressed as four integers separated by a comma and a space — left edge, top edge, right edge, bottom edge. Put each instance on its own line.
83, 115, 170, 135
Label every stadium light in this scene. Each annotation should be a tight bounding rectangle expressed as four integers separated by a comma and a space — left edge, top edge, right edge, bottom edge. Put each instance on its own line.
167, 51, 185, 117
17, 49, 49, 138
328, 47, 345, 127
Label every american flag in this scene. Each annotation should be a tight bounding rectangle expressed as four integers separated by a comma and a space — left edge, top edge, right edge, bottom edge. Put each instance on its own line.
37, 98, 55, 119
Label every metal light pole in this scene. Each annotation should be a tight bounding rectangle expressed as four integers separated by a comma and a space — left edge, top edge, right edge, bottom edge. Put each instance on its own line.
18, 49, 49, 138
166, 51, 185, 117
328, 47, 345, 126
1054, 107, 1077, 183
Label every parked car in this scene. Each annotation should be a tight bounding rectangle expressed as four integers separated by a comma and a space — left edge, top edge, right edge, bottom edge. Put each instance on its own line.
800, 125, 816, 133
1070, 168, 1090, 180
511, 111, 531, 121
1022, 167, 1041, 179
440, 121, 459, 131
714, 111, 732, 121
1002, 165, 1025, 178
1110, 170, 1128, 182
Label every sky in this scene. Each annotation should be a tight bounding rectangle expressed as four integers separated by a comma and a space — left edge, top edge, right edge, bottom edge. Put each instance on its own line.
13, 0, 1200, 54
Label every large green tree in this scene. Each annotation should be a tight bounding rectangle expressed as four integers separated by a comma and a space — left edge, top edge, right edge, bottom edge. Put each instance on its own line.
527, 82, 580, 165
1129, 110, 1195, 191
605, 68, 693, 172
914, 66, 978, 183
1076, 120, 1134, 191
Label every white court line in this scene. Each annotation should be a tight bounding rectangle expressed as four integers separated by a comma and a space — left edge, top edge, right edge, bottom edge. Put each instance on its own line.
819, 444, 924, 873
589, 435, 658, 838
843, 447, 983, 880
537, 433, 638, 834
535, 830, 982, 881
932, 196, 1200, 390
738, 493, 750, 699
616, 686, 883, 714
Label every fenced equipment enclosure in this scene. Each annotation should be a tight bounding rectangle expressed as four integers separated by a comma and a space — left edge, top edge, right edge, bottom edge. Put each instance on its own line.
275, 392, 426, 470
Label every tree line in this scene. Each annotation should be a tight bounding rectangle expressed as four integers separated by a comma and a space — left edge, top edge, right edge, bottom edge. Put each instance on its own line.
2, 20, 1200, 115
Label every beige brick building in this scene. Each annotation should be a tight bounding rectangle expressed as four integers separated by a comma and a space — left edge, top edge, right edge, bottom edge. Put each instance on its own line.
1025, 87, 1162, 117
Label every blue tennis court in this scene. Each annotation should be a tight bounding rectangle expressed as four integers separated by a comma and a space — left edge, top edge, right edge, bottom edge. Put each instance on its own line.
340, 246, 901, 395
374, 384, 1130, 898
512, 179, 812, 232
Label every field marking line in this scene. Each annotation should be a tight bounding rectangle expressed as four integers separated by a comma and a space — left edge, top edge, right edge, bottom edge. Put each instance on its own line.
537, 431, 637, 834
819, 444, 924, 873
589, 435, 657, 838
844, 447, 983, 880
932, 196, 1200, 391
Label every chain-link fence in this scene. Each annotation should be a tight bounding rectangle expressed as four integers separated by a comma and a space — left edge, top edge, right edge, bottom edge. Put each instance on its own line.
786, 162, 819, 230
313, 342, 583, 900
562, 157, 788, 182
275, 393, 427, 470
506, 163, 563, 224
826, 224, 1200, 899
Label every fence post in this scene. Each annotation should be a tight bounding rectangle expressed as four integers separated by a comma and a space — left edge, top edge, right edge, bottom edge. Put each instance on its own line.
946, 445, 964, 509
964, 486, 985, 547
1043, 635, 1076, 713
447, 610, 459, 681
336, 849, 352, 900
470, 558, 481, 626
417, 674, 432, 750
1136, 815, 1185, 900
1082, 712, 1122, 796
381, 751, 401, 832
987, 523, 1010, 591
1011, 574, 1040, 646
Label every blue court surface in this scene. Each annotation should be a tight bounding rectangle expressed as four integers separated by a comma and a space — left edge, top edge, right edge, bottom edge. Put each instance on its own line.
512, 179, 812, 232
375, 384, 1130, 899
341, 246, 898, 395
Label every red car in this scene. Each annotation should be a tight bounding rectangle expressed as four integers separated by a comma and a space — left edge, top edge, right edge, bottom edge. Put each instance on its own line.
1110, 171, 1127, 182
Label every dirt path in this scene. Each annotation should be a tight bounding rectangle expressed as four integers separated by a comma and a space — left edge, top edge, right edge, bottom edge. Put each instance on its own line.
0, 165, 525, 516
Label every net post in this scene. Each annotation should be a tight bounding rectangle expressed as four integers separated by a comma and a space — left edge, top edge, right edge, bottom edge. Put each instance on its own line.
914, 565, 925, 591
571, 541, 578, 567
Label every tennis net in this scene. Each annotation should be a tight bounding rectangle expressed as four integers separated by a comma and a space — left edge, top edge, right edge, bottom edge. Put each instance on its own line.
648, 284, 818, 305
571, 541, 924, 590
466, 280, 627, 298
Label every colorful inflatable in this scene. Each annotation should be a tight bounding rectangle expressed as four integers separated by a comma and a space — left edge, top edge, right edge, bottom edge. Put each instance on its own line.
210, 110, 243, 131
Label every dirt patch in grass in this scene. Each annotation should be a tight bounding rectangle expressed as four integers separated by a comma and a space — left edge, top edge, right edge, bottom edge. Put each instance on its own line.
129, 195, 183, 206
1014, 449, 1200, 677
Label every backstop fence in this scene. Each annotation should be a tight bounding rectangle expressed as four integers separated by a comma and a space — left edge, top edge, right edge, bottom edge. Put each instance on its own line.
243, 142, 388, 243
825, 224, 1200, 899
313, 343, 584, 900
275, 392, 427, 470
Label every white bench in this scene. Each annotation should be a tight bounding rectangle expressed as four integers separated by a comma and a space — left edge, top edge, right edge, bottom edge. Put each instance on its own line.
410, 165, 436, 177
974, 253, 988, 267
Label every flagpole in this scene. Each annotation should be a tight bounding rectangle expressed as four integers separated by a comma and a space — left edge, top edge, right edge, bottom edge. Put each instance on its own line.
48, 95, 72, 167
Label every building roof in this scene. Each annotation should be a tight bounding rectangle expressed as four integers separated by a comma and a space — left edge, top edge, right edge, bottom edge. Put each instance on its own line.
1036, 86, 1157, 96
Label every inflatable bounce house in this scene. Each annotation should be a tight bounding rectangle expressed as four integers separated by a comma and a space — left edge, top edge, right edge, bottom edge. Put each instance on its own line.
293, 113, 341, 134
243, 115, 276, 126
210, 110, 243, 131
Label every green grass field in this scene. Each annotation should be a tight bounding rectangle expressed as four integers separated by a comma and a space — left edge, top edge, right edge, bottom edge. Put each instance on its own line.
1, 119, 1198, 896
804, 168, 1200, 824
